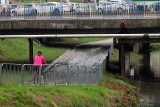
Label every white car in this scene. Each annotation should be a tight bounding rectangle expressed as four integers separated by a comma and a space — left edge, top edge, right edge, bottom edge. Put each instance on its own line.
60, 2, 71, 12
10, 4, 37, 16
36, 2, 62, 15
70, 3, 84, 13
102, 1, 129, 13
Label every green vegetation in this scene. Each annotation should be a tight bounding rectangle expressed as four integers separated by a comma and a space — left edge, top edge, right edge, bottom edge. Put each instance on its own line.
0, 38, 106, 62
54, 37, 106, 44
150, 43, 160, 52
0, 38, 66, 62
110, 49, 143, 66
0, 38, 141, 106
0, 72, 140, 107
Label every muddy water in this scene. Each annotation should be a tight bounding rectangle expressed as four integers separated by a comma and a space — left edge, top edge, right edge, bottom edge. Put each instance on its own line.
150, 52, 160, 79
133, 52, 160, 107
132, 81, 160, 107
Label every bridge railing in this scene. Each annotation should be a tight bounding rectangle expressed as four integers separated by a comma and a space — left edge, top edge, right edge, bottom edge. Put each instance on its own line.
0, 62, 104, 86
0, 2, 160, 20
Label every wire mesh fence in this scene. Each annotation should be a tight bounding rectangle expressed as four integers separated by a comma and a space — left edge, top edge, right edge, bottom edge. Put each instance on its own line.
0, 61, 105, 86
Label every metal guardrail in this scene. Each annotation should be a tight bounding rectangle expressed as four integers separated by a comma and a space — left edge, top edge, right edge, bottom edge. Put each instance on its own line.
0, 62, 104, 86
1, 34, 160, 38
0, 2, 160, 20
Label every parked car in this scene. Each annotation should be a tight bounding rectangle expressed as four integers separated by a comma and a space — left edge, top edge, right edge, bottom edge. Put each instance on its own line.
10, 4, 37, 16
102, 1, 130, 14
150, 2, 160, 12
70, 3, 84, 13
60, 2, 71, 12
123, 0, 137, 13
0, 4, 5, 15
7, 4, 18, 16
36, 2, 62, 15
75, 3, 85, 13
2, 5, 12, 16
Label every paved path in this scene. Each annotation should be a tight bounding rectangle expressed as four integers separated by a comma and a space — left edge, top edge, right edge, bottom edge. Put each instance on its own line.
43, 38, 113, 85
51, 38, 113, 64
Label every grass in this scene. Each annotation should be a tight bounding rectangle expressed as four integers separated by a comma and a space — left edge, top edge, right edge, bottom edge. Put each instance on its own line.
53, 37, 107, 44
150, 43, 160, 52
0, 72, 140, 107
0, 38, 107, 62
0, 37, 141, 106
0, 38, 66, 62
110, 48, 143, 66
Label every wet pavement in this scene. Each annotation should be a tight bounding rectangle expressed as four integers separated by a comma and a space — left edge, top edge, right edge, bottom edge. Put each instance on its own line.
43, 39, 113, 85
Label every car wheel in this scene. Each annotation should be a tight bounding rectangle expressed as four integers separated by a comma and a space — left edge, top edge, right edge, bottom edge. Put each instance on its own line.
12, 11, 17, 16
98, 8, 102, 12
70, 8, 76, 12
52, 9, 60, 16
32, 9, 37, 16
117, 8, 123, 14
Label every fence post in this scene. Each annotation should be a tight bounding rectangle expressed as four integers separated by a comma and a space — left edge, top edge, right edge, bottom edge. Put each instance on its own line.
20, 64, 25, 85
86, 66, 88, 85
0, 63, 3, 86
67, 63, 70, 85
77, 65, 79, 85
39, 65, 42, 86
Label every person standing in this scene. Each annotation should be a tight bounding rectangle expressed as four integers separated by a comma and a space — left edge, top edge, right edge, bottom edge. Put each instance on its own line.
34, 50, 47, 65
31, 50, 47, 84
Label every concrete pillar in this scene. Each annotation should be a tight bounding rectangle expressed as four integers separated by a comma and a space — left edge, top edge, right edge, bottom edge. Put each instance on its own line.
125, 52, 130, 77
119, 43, 130, 77
119, 43, 125, 76
28, 38, 33, 64
142, 43, 152, 78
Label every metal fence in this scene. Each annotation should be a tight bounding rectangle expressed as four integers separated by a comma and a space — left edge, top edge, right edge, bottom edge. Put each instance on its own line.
0, 61, 105, 86
0, 2, 160, 20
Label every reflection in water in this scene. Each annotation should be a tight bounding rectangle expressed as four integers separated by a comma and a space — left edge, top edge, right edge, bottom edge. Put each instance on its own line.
132, 81, 160, 107
150, 52, 160, 78
132, 52, 160, 107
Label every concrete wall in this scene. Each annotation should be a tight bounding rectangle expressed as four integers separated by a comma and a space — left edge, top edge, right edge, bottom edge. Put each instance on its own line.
0, 19, 159, 29
0, 19, 160, 34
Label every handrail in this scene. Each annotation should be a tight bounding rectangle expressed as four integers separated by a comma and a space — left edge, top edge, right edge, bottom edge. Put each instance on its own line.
0, 34, 159, 38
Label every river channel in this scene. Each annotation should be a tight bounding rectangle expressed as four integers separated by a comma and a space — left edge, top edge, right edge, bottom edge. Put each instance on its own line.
132, 51, 160, 107
131, 80, 160, 107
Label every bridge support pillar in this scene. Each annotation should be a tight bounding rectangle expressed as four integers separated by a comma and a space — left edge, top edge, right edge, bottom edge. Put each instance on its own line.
28, 38, 33, 64
142, 43, 152, 79
119, 43, 130, 76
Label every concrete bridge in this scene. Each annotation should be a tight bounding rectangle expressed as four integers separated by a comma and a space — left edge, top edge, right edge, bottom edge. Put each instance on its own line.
0, 18, 160, 35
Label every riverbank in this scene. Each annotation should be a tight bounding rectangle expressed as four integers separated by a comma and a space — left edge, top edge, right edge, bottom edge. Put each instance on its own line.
0, 38, 141, 106
0, 72, 140, 107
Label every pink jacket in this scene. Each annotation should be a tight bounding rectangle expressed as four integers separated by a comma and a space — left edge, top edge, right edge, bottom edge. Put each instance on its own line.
34, 55, 47, 65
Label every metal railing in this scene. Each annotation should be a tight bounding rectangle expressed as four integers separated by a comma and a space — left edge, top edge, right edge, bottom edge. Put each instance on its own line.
0, 2, 160, 20
0, 61, 105, 86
